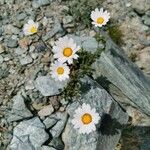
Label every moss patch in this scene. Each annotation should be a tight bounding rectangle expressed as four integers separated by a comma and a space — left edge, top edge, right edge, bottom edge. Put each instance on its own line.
107, 23, 123, 46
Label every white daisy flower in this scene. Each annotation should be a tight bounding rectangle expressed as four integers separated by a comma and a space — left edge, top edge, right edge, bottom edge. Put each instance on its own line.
50, 61, 70, 81
23, 19, 39, 36
52, 36, 80, 64
71, 103, 100, 134
91, 8, 110, 27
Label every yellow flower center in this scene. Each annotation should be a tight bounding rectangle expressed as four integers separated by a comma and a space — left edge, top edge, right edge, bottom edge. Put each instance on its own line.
81, 113, 92, 124
63, 47, 73, 57
57, 67, 64, 75
30, 26, 37, 33
97, 17, 104, 24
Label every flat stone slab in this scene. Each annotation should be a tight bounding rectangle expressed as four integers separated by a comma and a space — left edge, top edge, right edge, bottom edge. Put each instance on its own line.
92, 36, 150, 116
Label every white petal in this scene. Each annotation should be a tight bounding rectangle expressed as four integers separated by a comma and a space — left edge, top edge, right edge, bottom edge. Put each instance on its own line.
28, 19, 34, 24
67, 59, 73, 64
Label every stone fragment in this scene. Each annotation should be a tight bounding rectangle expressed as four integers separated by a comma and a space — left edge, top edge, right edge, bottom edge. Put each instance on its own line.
32, 0, 52, 8
68, 35, 103, 54
7, 39, 18, 48
20, 55, 33, 65
49, 112, 68, 137
38, 105, 54, 117
9, 117, 49, 149
49, 137, 64, 150
142, 15, 150, 26
42, 19, 65, 41
0, 55, 4, 64
0, 44, 5, 54
7, 92, 33, 122
35, 76, 68, 96
16, 13, 27, 21
43, 115, 58, 129
132, 0, 150, 14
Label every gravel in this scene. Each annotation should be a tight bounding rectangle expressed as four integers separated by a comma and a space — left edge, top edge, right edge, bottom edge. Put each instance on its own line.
0, 0, 150, 149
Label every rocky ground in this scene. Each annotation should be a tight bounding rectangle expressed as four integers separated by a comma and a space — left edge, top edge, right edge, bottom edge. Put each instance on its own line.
0, 0, 150, 150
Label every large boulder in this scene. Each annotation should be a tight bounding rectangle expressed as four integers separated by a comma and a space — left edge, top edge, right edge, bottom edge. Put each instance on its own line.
92, 34, 150, 116
62, 77, 128, 150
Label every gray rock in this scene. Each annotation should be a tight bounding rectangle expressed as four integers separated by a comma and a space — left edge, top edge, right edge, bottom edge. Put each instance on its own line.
49, 112, 68, 137
43, 115, 58, 129
0, 55, 4, 64
39, 146, 57, 150
82, 37, 99, 53
132, 0, 150, 14
142, 15, 150, 26
32, 0, 52, 8
7, 92, 33, 122
35, 43, 46, 52
38, 105, 54, 117
0, 66, 9, 79
4, 24, 20, 35
5, 0, 14, 4
0, 44, 5, 53
92, 31, 150, 116
0, 27, 3, 36
49, 137, 64, 150
0, 0, 5, 5
35, 76, 68, 96
140, 37, 150, 46
9, 135, 35, 150
63, 15, 73, 24
20, 55, 33, 65
9, 117, 49, 149
14, 47, 27, 56
68, 35, 103, 54
62, 77, 128, 150
140, 139, 150, 150
42, 19, 65, 41
7, 39, 18, 48
16, 13, 27, 21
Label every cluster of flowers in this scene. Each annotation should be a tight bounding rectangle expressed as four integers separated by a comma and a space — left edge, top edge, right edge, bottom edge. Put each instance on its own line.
23, 8, 110, 134
24, 19, 80, 81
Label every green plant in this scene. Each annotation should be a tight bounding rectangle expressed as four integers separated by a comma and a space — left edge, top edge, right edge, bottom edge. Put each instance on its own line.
107, 23, 123, 45
129, 52, 137, 62
61, 47, 104, 100
63, 0, 103, 28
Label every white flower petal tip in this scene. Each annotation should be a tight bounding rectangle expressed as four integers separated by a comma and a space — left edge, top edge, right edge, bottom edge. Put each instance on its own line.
71, 103, 100, 134
23, 19, 39, 36
50, 61, 70, 82
52, 36, 80, 64
90, 8, 110, 27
